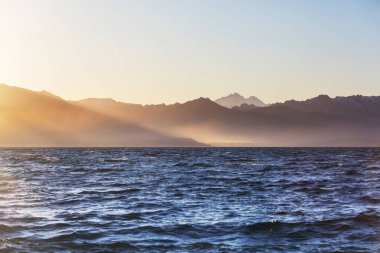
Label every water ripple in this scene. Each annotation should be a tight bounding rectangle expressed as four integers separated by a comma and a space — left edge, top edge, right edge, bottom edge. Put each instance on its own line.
0, 148, 379, 252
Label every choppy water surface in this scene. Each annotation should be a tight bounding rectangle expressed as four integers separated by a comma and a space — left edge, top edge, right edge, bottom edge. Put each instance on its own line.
0, 148, 379, 252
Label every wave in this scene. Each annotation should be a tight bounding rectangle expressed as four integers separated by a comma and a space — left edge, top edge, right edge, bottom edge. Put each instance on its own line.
1, 148, 380, 252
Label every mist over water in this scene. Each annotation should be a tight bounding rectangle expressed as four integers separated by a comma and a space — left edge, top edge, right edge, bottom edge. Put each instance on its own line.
0, 148, 379, 252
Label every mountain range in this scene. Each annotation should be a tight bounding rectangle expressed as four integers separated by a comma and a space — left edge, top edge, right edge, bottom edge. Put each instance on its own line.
1, 83, 380, 147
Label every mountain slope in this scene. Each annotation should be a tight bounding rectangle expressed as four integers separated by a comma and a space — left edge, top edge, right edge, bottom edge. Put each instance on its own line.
0, 84, 205, 147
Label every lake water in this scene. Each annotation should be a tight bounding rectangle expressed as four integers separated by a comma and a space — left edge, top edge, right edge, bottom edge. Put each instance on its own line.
0, 148, 379, 252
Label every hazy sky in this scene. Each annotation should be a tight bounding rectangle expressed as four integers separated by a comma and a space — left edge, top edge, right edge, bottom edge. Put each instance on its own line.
0, 0, 379, 104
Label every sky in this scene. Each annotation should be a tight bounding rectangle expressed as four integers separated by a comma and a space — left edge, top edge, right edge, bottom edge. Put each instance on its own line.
0, 0, 379, 104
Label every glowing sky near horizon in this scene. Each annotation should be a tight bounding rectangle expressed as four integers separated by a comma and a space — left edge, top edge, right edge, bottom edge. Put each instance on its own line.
0, 0, 379, 104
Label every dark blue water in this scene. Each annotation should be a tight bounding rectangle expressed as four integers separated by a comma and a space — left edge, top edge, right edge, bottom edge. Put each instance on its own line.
0, 148, 379, 252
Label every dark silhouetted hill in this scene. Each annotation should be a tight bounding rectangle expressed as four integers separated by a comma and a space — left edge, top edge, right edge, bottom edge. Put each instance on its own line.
0, 84, 205, 147
75, 94, 380, 147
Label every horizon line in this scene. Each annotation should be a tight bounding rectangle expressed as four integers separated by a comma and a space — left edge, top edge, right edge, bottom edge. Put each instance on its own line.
2, 82, 380, 106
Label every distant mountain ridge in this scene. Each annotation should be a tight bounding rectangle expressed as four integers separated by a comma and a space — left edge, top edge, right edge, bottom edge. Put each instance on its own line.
274, 94, 380, 115
214, 93, 266, 108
